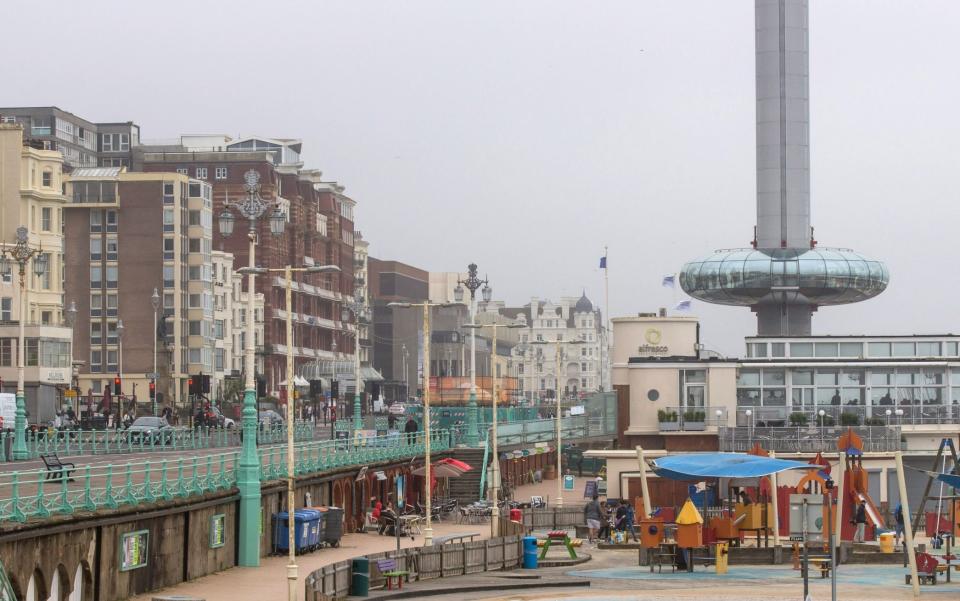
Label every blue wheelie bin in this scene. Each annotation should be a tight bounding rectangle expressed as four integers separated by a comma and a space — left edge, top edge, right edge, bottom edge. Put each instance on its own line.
299, 509, 322, 550
522, 536, 539, 569
274, 511, 313, 554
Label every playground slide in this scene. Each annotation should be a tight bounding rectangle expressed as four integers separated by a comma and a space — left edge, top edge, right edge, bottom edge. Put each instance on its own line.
855, 492, 883, 528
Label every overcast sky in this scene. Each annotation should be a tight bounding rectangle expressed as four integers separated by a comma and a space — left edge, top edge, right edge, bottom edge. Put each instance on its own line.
3, 0, 958, 355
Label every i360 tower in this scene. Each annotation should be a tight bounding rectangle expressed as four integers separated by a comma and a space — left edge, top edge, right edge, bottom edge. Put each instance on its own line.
680, 0, 888, 336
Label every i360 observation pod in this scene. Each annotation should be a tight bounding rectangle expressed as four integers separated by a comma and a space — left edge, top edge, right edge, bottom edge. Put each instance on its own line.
680, 0, 887, 335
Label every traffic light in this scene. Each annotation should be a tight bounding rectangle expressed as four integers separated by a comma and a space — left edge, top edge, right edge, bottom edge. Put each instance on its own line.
200, 374, 211, 394
114, 375, 122, 396
149, 381, 156, 400
309, 379, 323, 397
331, 380, 339, 399
187, 377, 195, 395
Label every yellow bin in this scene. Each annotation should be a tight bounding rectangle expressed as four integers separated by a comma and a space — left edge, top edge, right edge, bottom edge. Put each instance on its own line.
879, 532, 894, 553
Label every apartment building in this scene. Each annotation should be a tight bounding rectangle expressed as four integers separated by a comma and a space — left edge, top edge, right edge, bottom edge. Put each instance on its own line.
63, 169, 215, 414
0, 123, 72, 421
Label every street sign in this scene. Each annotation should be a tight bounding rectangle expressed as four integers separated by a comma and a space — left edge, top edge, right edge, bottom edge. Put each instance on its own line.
145, 372, 159, 379
789, 535, 804, 542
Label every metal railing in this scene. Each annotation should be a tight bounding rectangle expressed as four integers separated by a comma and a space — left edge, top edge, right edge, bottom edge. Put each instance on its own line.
0, 430, 451, 524
719, 425, 902, 453
733, 404, 960, 427
0, 422, 328, 462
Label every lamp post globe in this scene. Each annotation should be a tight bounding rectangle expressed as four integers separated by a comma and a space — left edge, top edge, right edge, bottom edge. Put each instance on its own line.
218, 210, 235, 237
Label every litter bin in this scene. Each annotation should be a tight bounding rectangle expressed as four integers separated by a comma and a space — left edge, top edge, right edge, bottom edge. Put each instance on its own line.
298, 509, 322, 550
351, 557, 370, 596
522, 536, 539, 569
324, 506, 344, 547
879, 532, 894, 553
273, 511, 312, 554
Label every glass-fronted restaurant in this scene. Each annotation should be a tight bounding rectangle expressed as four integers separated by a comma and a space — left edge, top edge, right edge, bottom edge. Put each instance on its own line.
736, 336, 960, 425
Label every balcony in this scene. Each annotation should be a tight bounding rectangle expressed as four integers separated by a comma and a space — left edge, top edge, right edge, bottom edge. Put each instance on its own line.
733, 405, 960, 428
657, 406, 727, 433
719, 425, 901, 454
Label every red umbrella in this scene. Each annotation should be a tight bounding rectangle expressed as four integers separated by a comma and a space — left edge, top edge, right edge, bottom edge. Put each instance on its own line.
412, 463, 465, 478
439, 458, 472, 472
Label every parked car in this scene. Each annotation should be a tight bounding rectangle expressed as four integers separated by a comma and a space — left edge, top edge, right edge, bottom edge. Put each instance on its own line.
258, 409, 284, 430
126, 417, 176, 444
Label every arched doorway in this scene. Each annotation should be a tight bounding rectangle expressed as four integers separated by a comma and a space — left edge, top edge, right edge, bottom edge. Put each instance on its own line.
25, 569, 46, 601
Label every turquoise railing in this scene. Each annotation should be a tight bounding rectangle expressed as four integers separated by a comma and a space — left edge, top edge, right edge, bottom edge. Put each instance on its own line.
0, 429, 451, 524
0, 422, 325, 462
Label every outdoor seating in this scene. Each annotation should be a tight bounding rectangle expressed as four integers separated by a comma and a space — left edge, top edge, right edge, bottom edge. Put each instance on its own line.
40, 453, 75, 482
376, 558, 409, 590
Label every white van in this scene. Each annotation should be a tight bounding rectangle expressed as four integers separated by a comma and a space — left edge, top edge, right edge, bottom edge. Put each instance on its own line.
0, 393, 17, 430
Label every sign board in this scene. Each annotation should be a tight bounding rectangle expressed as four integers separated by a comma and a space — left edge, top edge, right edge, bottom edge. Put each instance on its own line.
396, 475, 405, 509
570, 405, 585, 416
584, 479, 598, 499
209, 514, 226, 548
789, 493, 825, 542
374, 470, 387, 481
356, 466, 369, 482
119, 530, 149, 571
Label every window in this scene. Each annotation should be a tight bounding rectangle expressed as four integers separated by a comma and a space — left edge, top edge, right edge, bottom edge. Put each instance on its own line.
105, 237, 118, 260
868, 342, 891, 357
91, 321, 103, 344
893, 342, 915, 357
107, 350, 118, 372
0, 298, 10, 321
105, 265, 118, 288
106, 321, 119, 344
0, 339, 13, 366
90, 237, 102, 260
105, 210, 117, 232
839, 342, 863, 357
771, 342, 786, 357
215, 347, 225, 370
90, 211, 103, 232
106, 293, 118, 316
40, 253, 51, 290
163, 265, 174, 288
215, 167, 227, 180
176, 168, 188, 175
91, 293, 102, 316
214, 319, 225, 340
195, 167, 207, 179
163, 208, 175, 232
790, 342, 813, 357
189, 348, 201, 364
90, 265, 102, 287
188, 210, 201, 226
90, 350, 102, 373
189, 294, 201, 308
188, 238, 200, 253
163, 238, 174, 259
814, 342, 838, 357
42, 171, 52, 188
188, 321, 201, 335
917, 341, 941, 356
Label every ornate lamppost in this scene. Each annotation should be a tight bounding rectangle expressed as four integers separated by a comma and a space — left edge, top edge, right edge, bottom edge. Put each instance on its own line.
341, 294, 370, 431
218, 170, 286, 567
453, 264, 491, 447
1, 227, 47, 460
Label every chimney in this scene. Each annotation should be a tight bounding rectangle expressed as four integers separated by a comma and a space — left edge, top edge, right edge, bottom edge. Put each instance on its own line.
658, 307, 667, 317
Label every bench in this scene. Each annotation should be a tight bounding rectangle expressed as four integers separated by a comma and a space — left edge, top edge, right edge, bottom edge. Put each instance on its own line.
376, 558, 409, 590
807, 558, 832, 578
433, 532, 480, 545
40, 453, 75, 482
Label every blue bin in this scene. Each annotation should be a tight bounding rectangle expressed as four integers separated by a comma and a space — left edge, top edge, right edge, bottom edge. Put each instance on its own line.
299, 509, 322, 549
522, 536, 539, 569
274, 510, 314, 553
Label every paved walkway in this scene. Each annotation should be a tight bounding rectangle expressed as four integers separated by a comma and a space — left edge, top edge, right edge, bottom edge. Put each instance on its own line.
131, 520, 491, 601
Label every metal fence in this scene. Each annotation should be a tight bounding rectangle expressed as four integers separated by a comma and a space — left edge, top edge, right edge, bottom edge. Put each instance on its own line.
733, 405, 960, 427
304, 534, 523, 600
719, 425, 902, 453
0, 430, 452, 524
0, 421, 327, 462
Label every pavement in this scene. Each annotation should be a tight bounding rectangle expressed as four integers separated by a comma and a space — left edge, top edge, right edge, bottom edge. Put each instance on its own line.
131, 520, 492, 601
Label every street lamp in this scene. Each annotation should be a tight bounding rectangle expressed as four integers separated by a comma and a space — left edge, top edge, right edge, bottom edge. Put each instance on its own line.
895, 408, 903, 427
1, 227, 46, 460
532, 334, 586, 509
64, 300, 77, 413
745, 408, 753, 445
151, 288, 160, 416
885, 408, 892, 426
116, 319, 124, 412
342, 294, 371, 431
454, 263, 490, 447
463, 320, 523, 536
238, 261, 339, 597
218, 169, 284, 569
818, 409, 826, 449
389, 300, 458, 546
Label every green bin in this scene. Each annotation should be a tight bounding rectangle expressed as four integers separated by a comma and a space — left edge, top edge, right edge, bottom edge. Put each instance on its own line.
351, 557, 370, 596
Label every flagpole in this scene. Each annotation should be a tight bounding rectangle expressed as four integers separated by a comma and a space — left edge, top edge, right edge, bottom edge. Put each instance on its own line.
603, 246, 610, 392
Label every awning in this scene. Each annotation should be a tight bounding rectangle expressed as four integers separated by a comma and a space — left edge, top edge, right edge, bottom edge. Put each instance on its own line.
651, 453, 814, 481
915, 470, 960, 490
278, 375, 310, 387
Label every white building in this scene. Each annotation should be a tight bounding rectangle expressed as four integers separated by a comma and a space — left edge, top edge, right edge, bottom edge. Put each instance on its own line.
504, 294, 607, 402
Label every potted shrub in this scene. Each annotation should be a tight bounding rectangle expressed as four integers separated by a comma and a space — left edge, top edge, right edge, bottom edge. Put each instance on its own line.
658, 409, 680, 431
816, 414, 836, 427
683, 409, 706, 431
864, 417, 886, 427
840, 412, 860, 426
789, 412, 809, 427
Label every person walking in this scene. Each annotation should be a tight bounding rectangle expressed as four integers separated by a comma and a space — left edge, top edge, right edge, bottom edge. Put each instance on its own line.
404, 416, 418, 444
584, 494, 602, 544
624, 500, 639, 543
853, 500, 867, 542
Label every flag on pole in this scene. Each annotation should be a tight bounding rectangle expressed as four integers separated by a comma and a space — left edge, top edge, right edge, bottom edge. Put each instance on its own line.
675, 299, 692, 311
662, 274, 675, 288
599, 255, 607, 269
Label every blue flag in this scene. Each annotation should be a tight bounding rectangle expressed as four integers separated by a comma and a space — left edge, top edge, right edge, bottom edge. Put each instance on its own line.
662, 275, 675, 288
599, 256, 607, 269
675, 300, 692, 311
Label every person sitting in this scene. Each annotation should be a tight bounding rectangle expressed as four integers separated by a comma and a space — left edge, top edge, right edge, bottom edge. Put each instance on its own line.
371, 500, 383, 527
378, 502, 398, 536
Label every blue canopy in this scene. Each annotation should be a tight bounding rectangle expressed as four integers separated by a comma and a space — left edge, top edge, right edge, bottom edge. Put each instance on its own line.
929, 471, 960, 490
651, 453, 814, 481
